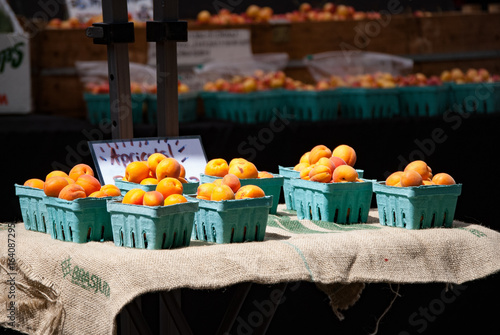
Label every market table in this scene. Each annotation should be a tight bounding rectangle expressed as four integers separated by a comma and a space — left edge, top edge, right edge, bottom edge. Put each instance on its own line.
2, 205, 500, 335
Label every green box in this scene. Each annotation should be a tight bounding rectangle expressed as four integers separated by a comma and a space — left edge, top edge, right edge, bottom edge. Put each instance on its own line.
146, 92, 198, 124
189, 195, 272, 244
398, 85, 450, 117
107, 200, 198, 249
15, 184, 49, 233
114, 178, 199, 196
283, 89, 342, 121
373, 182, 462, 230
43, 196, 114, 243
83, 93, 145, 124
338, 87, 399, 119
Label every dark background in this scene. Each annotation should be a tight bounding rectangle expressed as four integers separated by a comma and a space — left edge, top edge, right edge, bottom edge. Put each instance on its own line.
7, 0, 482, 20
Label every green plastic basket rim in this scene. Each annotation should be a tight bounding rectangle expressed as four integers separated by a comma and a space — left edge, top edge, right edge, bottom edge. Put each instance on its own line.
289, 178, 373, 192
187, 195, 273, 211
397, 85, 449, 92
373, 181, 462, 197
107, 199, 199, 217
15, 184, 45, 198
83, 93, 147, 101
43, 195, 114, 210
146, 91, 198, 101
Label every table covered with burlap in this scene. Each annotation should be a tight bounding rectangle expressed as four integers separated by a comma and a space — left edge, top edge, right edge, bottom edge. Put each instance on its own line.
2, 205, 500, 335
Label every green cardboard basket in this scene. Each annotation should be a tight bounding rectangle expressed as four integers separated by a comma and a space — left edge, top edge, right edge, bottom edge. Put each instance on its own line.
283, 89, 342, 121
107, 200, 198, 249
146, 92, 198, 124
339, 87, 399, 119
15, 184, 49, 233
289, 178, 373, 224
114, 178, 199, 196
43, 196, 114, 243
373, 182, 462, 230
200, 90, 286, 124
449, 82, 499, 114
200, 173, 283, 214
189, 195, 272, 244
398, 85, 450, 117
278, 166, 365, 211
84, 93, 145, 124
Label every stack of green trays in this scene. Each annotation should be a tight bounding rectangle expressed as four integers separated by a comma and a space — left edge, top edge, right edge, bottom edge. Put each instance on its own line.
83, 93, 145, 124
146, 92, 198, 124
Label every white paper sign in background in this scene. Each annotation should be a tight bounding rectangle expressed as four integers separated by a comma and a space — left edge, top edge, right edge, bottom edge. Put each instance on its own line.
89, 136, 207, 185
65, 0, 153, 22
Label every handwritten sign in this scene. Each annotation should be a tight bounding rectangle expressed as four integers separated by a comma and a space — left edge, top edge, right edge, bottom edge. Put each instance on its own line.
148, 29, 252, 67
88, 136, 207, 185
65, 0, 153, 23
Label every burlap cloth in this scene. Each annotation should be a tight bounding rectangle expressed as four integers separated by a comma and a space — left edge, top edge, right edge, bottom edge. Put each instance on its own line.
2, 205, 500, 335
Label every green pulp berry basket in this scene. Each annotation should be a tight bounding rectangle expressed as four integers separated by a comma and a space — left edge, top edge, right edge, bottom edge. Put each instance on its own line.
200, 173, 283, 214
200, 90, 286, 124
449, 82, 499, 114
373, 182, 462, 230
338, 87, 399, 119
283, 89, 342, 121
278, 166, 365, 211
289, 178, 373, 224
114, 178, 199, 196
106, 200, 198, 249
15, 184, 49, 233
84, 93, 145, 124
189, 195, 273, 244
146, 92, 198, 124
398, 85, 450, 117
43, 196, 114, 243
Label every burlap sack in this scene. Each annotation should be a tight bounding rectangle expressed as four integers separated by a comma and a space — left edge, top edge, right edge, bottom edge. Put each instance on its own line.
2, 206, 500, 335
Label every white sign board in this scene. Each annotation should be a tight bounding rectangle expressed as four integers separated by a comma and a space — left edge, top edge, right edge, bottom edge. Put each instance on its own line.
149, 29, 252, 67
65, 0, 153, 22
0, 0, 31, 114
88, 136, 207, 186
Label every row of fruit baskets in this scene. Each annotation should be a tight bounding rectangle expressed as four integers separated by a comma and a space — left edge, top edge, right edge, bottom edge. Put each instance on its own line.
15, 144, 462, 250
83, 68, 500, 125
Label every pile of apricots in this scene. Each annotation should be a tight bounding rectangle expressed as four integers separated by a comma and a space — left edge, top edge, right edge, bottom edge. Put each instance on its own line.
293, 144, 363, 183
120, 154, 191, 207
385, 160, 456, 187
23, 164, 121, 201
197, 158, 269, 201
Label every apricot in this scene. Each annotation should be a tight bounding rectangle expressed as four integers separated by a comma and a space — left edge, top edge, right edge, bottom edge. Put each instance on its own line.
228, 161, 259, 179
400, 170, 423, 187
228, 158, 248, 168
44, 176, 70, 197
164, 194, 188, 206
125, 161, 150, 184
156, 158, 181, 180
156, 177, 183, 199
294, 162, 310, 172
143, 191, 165, 206
211, 184, 235, 201
75, 174, 102, 196
316, 157, 336, 173
432, 173, 456, 185
258, 171, 274, 179
140, 178, 159, 185
45, 170, 69, 181
385, 171, 404, 186
404, 160, 432, 181
422, 180, 436, 186
299, 152, 310, 164
222, 173, 241, 193
179, 164, 186, 178
100, 184, 121, 197
58, 184, 87, 201
309, 145, 332, 165
212, 178, 224, 186
196, 183, 216, 200
332, 165, 358, 183
329, 156, 346, 169
24, 178, 45, 189
122, 188, 146, 205
69, 163, 94, 181
235, 185, 266, 199
205, 158, 229, 177
331, 144, 357, 167
178, 177, 188, 183
147, 153, 168, 177
309, 165, 332, 183
300, 165, 315, 180
88, 190, 108, 198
